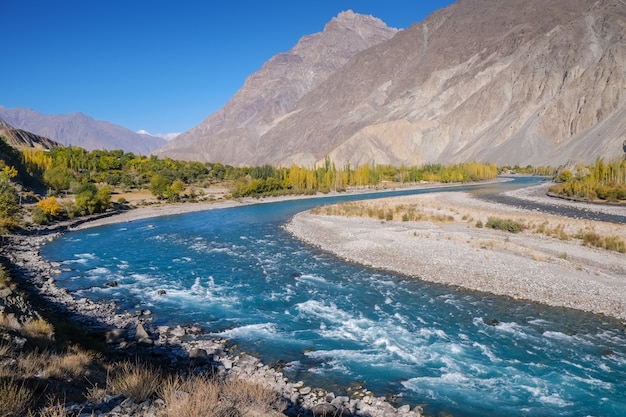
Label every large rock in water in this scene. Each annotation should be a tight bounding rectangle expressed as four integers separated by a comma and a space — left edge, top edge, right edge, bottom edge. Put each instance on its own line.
157, 0, 626, 168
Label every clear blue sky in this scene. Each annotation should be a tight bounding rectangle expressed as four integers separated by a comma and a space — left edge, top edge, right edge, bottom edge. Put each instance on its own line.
1, 0, 454, 136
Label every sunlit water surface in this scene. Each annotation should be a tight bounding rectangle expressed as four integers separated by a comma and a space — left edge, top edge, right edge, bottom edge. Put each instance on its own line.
42, 178, 626, 417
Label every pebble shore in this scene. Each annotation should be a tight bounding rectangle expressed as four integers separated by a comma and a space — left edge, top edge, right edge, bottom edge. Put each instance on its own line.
286, 183, 626, 321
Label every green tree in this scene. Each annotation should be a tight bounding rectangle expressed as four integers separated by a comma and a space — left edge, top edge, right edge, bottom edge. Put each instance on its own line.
73, 183, 111, 215
149, 174, 170, 199
43, 165, 72, 192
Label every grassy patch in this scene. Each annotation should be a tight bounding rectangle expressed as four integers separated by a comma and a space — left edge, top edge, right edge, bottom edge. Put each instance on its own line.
578, 231, 626, 253
106, 360, 161, 402
161, 373, 284, 417
485, 217, 524, 233
0, 377, 33, 417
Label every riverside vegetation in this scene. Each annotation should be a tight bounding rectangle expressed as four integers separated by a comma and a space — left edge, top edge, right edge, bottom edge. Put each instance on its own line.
0, 134, 623, 416
311, 198, 625, 253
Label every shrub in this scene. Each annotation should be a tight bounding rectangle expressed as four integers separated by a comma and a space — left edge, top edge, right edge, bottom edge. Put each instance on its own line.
475, 219, 484, 228
485, 217, 523, 233
160, 374, 220, 417
21, 318, 54, 340
107, 361, 160, 402
31, 206, 49, 225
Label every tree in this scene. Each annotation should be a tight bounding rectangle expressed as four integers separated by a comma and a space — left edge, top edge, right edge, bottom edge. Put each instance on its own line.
73, 183, 111, 215
149, 174, 170, 199
37, 196, 63, 218
0, 174, 19, 231
43, 166, 72, 192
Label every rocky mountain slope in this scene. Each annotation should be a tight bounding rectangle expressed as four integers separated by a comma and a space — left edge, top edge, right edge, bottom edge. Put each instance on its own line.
153, 10, 398, 163
0, 117, 61, 151
156, 0, 626, 167
0, 107, 166, 154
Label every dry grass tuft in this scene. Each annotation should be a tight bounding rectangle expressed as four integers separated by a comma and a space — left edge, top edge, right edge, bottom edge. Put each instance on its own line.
0, 313, 21, 331
107, 360, 161, 402
46, 346, 95, 379
160, 374, 284, 417
21, 318, 55, 340
160, 373, 220, 417
221, 377, 283, 416
35, 401, 72, 417
0, 377, 33, 417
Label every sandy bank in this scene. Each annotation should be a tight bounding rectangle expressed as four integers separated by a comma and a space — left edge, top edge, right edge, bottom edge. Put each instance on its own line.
285, 184, 626, 320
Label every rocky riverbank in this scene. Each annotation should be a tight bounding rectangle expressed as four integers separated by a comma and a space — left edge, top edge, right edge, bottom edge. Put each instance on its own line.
286, 183, 626, 321
1, 218, 423, 416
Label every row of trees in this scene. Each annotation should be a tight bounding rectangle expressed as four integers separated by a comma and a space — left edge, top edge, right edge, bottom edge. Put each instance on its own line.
550, 157, 626, 201
22, 146, 500, 200
2, 136, 576, 229
232, 159, 500, 197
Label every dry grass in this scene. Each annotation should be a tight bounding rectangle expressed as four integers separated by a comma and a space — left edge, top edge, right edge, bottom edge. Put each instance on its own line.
106, 360, 161, 402
12, 346, 95, 381
35, 401, 72, 417
160, 374, 284, 417
20, 318, 55, 340
0, 377, 33, 417
0, 314, 20, 332
312, 201, 456, 224
160, 374, 220, 417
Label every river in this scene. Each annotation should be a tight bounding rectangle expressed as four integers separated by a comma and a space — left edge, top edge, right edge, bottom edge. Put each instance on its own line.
41, 177, 626, 417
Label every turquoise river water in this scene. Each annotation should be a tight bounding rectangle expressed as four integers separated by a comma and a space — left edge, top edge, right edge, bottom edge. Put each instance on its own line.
41, 178, 626, 417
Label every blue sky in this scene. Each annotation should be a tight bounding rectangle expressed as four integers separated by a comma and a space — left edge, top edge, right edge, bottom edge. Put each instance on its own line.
1, 0, 454, 137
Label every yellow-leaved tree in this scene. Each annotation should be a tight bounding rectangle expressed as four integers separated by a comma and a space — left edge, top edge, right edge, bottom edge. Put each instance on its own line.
37, 196, 63, 218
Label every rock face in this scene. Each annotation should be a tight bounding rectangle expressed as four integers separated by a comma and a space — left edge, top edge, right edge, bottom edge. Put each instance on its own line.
153, 10, 399, 163
157, 0, 626, 167
0, 106, 166, 154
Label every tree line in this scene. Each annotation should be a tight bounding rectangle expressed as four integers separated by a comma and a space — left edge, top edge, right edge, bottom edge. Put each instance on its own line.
0, 136, 531, 228
550, 157, 626, 202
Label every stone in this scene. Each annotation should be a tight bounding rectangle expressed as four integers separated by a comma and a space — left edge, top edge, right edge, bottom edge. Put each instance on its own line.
311, 403, 337, 416
171, 325, 186, 337
134, 322, 150, 341
105, 328, 126, 344
189, 348, 208, 361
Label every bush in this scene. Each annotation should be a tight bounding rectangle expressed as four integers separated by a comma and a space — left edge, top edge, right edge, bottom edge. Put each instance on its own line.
485, 217, 523, 233
21, 318, 54, 340
31, 206, 49, 225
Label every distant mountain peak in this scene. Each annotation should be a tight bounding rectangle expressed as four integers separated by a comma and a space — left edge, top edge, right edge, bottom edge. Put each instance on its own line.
332, 9, 396, 30
154, 8, 398, 162
0, 107, 166, 154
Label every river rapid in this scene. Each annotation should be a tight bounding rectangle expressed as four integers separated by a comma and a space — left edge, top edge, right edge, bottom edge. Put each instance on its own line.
41, 178, 626, 417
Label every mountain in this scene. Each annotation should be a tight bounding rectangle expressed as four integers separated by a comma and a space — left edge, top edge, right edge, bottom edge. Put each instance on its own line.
157, 0, 626, 167
153, 10, 399, 163
0, 117, 61, 151
0, 107, 166, 154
